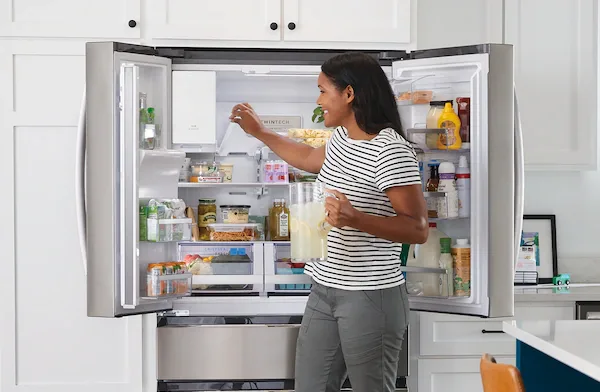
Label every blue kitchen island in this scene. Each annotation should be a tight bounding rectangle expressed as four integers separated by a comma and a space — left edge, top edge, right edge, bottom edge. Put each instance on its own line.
503, 320, 600, 391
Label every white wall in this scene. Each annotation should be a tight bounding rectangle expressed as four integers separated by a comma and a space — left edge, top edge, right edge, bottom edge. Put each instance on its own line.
525, 171, 600, 258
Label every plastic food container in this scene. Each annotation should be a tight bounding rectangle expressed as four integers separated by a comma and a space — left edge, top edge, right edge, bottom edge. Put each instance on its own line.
207, 223, 259, 241
189, 175, 222, 183
293, 137, 329, 148
219, 163, 234, 183
396, 90, 434, 105
220, 205, 250, 223
289, 169, 318, 183
147, 218, 193, 242
275, 261, 311, 290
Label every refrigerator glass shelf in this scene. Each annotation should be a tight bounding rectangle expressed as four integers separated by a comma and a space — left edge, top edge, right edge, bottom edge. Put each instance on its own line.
178, 182, 290, 188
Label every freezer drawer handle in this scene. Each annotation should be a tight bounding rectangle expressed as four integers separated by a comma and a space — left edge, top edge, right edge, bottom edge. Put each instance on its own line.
481, 329, 504, 334
586, 312, 600, 320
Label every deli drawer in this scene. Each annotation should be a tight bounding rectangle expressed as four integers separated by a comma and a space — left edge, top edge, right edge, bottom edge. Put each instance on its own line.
157, 324, 300, 380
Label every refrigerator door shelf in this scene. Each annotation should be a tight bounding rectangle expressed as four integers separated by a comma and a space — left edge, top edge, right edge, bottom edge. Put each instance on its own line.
406, 128, 472, 154
142, 273, 193, 300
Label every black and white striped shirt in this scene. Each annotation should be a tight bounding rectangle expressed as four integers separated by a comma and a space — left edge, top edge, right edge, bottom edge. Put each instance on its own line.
304, 127, 421, 290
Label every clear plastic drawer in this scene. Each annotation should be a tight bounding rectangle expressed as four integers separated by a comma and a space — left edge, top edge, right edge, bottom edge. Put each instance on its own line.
264, 242, 311, 294
178, 242, 264, 294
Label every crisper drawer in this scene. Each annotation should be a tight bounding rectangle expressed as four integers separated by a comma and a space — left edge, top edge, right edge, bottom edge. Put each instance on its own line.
419, 304, 575, 357
178, 242, 264, 294
157, 324, 300, 380
264, 242, 312, 294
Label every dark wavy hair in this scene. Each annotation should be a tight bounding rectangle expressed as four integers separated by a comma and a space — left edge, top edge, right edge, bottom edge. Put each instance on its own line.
321, 52, 405, 137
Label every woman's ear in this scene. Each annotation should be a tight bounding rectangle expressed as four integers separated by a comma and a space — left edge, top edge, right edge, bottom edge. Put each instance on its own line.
345, 85, 355, 103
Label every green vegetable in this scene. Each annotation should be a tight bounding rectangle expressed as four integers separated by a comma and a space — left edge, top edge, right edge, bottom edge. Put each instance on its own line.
312, 106, 324, 123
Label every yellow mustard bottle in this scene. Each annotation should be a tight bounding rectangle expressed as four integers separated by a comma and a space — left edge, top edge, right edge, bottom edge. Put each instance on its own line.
436, 102, 462, 150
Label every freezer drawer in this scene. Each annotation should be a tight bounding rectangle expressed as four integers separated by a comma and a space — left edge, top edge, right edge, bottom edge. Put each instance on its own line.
158, 324, 299, 380
179, 242, 264, 294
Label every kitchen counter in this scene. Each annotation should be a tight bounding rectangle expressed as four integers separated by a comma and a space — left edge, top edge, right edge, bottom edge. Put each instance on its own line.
514, 283, 600, 302
503, 320, 600, 390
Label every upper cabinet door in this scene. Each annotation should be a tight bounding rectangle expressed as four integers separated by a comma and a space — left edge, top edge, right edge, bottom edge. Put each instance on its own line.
148, 0, 282, 41
505, 0, 598, 170
283, 0, 411, 44
0, 0, 140, 38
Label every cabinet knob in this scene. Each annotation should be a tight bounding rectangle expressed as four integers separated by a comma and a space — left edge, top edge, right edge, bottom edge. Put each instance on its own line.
128, 20, 137, 28
287, 22, 296, 30
270, 22, 278, 31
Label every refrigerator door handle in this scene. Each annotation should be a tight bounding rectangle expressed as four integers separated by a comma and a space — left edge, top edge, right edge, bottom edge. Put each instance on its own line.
120, 63, 140, 309
76, 85, 87, 276
513, 87, 525, 266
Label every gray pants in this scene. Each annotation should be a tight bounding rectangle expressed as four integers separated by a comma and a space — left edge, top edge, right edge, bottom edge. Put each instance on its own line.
295, 280, 410, 392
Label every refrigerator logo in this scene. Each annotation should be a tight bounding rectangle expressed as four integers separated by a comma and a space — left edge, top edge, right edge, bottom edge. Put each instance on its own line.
261, 115, 302, 132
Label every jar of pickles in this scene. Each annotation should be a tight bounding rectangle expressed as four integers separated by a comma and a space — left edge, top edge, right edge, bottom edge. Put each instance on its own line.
198, 199, 217, 241
269, 199, 290, 241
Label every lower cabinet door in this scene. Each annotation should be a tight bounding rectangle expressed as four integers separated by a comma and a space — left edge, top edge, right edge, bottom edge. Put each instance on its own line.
418, 357, 516, 392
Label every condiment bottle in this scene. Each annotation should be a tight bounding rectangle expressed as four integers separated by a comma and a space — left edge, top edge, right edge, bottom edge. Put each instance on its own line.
456, 155, 470, 218
436, 102, 462, 150
270, 199, 290, 241
426, 160, 440, 218
437, 161, 459, 219
457, 97, 471, 149
452, 239, 471, 297
439, 237, 454, 297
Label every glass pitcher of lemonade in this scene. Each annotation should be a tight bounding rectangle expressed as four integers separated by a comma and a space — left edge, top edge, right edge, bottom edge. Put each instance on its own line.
289, 183, 332, 263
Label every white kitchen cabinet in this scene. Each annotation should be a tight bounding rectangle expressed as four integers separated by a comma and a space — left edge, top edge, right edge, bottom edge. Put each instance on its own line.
283, 0, 411, 45
415, 0, 504, 49
505, 0, 598, 170
0, 40, 144, 392
147, 0, 282, 42
419, 303, 574, 357
410, 302, 575, 391
418, 357, 515, 392
0, 0, 140, 38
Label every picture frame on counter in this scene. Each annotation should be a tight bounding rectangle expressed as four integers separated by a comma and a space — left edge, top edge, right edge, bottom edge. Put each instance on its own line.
517, 215, 558, 284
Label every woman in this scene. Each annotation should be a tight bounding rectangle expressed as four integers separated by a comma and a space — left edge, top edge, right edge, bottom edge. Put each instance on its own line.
230, 52, 428, 392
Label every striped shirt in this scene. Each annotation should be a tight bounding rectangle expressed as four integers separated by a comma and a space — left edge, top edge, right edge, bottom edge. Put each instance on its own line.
304, 127, 422, 290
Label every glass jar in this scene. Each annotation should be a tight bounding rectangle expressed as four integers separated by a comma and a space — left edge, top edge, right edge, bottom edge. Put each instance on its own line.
269, 199, 290, 241
197, 199, 217, 241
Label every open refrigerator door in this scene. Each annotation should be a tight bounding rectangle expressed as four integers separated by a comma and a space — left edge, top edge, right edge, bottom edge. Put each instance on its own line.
392, 45, 516, 318
86, 43, 191, 317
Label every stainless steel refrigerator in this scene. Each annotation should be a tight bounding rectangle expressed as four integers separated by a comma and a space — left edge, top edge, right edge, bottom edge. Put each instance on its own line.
81, 42, 521, 320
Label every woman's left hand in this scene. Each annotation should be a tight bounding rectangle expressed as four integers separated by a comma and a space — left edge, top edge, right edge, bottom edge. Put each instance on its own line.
325, 189, 358, 228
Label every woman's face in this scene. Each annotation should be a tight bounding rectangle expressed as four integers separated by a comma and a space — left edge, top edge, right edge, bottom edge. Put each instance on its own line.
316, 72, 354, 128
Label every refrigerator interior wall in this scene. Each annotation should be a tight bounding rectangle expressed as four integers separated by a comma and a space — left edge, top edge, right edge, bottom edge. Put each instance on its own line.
393, 54, 491, 316
171, 64, 354, 297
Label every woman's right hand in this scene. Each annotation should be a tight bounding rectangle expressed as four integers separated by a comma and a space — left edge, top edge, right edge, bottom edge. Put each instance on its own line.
229, 103, 265, 137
